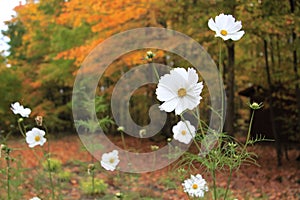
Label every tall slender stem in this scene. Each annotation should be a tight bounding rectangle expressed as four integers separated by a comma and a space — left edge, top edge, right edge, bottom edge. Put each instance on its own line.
218, 39, 225, 132
46, 144, 55, 199
5, 149, 11, 200
212, 167, 217, 200
92, 169, 95, 194
243, 110, 255, 153
44, 124, 55, 200
17, 120, 26, 138
224, 167, 232, 200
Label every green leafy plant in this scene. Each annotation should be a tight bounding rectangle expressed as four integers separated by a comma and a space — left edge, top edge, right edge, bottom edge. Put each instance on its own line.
80, 177, 108, 195
42, 158, 62, 172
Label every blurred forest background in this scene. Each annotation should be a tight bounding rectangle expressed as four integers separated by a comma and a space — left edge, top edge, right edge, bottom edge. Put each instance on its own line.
0, 0, 299, 164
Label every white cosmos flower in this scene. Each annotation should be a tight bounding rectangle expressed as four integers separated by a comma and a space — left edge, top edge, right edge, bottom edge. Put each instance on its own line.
172, 120, 196, 144
26, 128, 47, 148
208, 13, 245, 41
101, 150, 120, 171
29, 197, 41, 200
156, 68, 203, 115
11, 102, 31, 118
182, 174, 208, 198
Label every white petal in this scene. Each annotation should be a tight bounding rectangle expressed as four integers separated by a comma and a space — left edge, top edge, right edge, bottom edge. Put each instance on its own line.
171, 68, 188, 81
174, 101, 186, 115
215, 13, 227, 29
26, 135, 35, 144
29, 142, 37, 148
159, 98, 179, 113
187, 68, 199, 85
156, 84, 177, 101
227, 21, 242, 33
40, 137, 47, 146
157, 73, 181, 95
208, 18, 218, 32
101, 161, 115, 171
20, 108, 31, 117
229, 30, 245, 41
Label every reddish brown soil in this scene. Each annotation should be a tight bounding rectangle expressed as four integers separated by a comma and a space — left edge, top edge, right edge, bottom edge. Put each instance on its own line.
3, 135, 300, 200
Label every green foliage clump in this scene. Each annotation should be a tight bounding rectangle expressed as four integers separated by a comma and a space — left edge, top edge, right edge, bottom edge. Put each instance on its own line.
57, 170, 72, 182
80, 177, 108, 195
42, 158, 62, 172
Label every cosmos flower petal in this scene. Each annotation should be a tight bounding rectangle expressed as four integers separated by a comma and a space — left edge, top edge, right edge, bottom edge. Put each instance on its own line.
187, 68, 199, 85
227, 21, 242, 33
159, 98, 179, 113
170, 67, 188, 81
208, 18, 218, 32
229, 31, 245, 41
156, 84, 178, 101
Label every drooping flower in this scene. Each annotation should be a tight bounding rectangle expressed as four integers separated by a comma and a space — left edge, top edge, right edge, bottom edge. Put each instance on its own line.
10, 102, 31, 118
156, 68, 203, 115
101, 150, 120, 171
35, 116, 43, 126
208, 13, 245, 41
172, 120, 196, 144
182, 174, 208, 198
25, 128, 47, 148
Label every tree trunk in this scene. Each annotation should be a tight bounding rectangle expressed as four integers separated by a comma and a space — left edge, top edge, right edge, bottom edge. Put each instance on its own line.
289, 0, 300, 133
264, 39, 282, 166
224, 41, 235, 136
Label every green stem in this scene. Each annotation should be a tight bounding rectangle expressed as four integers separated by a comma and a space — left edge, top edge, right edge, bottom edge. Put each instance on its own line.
224, 167, 232, 200
121, 132, 130, 167
218, 39, 225, 132
46, 150, 55, 199
5, 150, 11, 200
196, 109, 205, 136
212, 167, 217, 200
92, 169, 95, 194
17, 120, 26, 138
243, 110, 255, 152
44, 124, 55, 200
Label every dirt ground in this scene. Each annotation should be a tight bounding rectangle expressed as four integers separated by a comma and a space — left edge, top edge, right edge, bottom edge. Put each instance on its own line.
4, 134, 300, 200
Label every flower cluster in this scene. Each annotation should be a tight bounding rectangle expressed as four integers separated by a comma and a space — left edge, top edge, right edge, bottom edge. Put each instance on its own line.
11, 102, 47, 148
155, 67, 202, 145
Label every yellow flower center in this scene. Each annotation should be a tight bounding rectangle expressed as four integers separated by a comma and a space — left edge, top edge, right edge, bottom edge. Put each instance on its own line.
220, 30, 228, 36
192, 183, 198, 189
34, 135, 41, 142
181, 130, 187, 135
109, 158, 115, 164
178, 88, 187, 97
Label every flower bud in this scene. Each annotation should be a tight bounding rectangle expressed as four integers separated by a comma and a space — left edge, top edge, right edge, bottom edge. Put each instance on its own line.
115, 192, 123, 199
249, 102, 263, 110
150, 145, 159, 151
145, 51, 155, 61
117, 126, 125, 132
